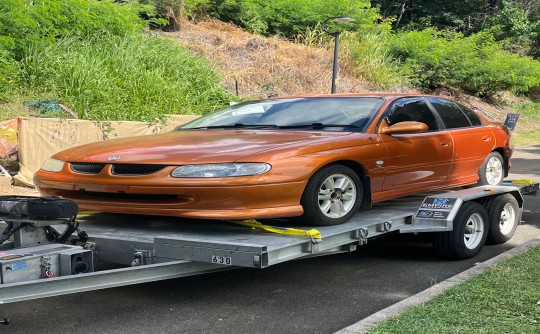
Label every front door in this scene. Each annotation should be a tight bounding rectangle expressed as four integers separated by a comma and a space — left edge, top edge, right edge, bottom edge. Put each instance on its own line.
379, 98, 453, 194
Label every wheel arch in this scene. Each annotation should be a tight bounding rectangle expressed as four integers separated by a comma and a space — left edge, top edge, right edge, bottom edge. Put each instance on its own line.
492, 147, 510, 178
311, 159, 373, 210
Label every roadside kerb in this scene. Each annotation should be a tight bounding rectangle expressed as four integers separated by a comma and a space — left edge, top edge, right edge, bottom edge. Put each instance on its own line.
334, 237, 540, 334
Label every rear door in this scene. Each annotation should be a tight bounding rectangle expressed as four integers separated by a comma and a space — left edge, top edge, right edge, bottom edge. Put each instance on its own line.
379, 97, 453, 192
426, 98, 495, 182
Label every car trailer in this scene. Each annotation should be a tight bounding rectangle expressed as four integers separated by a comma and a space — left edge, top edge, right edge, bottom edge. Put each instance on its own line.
0, 182, 538, 324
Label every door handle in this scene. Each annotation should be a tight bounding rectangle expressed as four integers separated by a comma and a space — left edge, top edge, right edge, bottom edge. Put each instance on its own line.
441, 142, 451, 147
482, 136, 492, 142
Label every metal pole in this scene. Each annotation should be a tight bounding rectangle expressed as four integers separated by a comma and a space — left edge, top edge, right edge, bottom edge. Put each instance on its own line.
331, 32, 341, 94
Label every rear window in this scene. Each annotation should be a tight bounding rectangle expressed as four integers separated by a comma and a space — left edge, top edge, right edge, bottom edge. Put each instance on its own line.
428, 98, 471, 129
456, 103, 484, 126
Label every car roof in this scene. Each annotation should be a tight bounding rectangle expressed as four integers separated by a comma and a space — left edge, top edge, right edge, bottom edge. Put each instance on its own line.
266, 93, 439, 101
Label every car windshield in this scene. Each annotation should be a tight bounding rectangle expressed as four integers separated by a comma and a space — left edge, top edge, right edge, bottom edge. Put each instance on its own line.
179, 97, 384, 132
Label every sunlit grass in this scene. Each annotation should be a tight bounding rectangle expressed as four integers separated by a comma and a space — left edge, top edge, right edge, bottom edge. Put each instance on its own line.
368, 245, 540, 334
17, 33, 232, 121
341, 31, 409, 89
513, 129, 540, 147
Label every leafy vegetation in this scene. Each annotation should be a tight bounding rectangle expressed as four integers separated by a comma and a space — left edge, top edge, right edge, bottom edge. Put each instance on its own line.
181, 0, 540, 97
0, 0, 231, 121
1, 0, 539, 122
19, 34, 230, 121
372, 0, 540, 59
188, 0, 381, 37
390, 29, 540, 96
0, 0, 142, 55
487, 4, 540, 58
369, 245, 540, 333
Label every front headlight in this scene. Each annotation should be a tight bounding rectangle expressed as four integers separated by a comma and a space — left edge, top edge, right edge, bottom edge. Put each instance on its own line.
41, 158, 65, 172
171, 163, 271, 178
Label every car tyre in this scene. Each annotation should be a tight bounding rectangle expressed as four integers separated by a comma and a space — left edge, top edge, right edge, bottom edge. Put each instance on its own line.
299, 164, 362, 226
477, 152, 504, 186
433, 201, 488, 260
485, 194, 520, 245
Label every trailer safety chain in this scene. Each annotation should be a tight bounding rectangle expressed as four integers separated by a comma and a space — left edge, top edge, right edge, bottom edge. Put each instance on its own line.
44, 216, 80, 244
73, 228, 89, 245
229, 219, 323, 243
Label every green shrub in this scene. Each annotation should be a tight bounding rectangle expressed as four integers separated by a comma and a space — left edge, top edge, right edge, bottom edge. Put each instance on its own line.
0, 0, 143, 58
196, 0, 381, 38
18, 34, 232, 121
391, 29, 540, 96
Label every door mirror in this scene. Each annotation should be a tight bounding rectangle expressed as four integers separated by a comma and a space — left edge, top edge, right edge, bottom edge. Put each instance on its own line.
380, 121, 429, 135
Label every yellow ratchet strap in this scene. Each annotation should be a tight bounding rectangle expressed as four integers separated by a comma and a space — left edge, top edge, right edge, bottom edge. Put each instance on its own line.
229, 219, 322, 241
78, 211, 99, 215
507, 179, 535, 185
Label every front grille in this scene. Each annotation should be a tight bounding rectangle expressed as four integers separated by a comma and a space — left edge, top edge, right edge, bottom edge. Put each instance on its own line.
70, 163, 105, 174
111, 164, 166, 176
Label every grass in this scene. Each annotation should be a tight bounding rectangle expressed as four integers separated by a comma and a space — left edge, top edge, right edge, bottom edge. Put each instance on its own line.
368, 245, 540, 333
510, 100, 540, 122
16, 33, 232, 122
172, 20, 375, 99
513, 129, 540, 147
0, 95, 32, 121
340, 31, 409, 89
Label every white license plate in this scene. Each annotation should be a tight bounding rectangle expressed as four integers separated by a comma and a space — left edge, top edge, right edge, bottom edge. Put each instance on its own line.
211, 255, 232, 265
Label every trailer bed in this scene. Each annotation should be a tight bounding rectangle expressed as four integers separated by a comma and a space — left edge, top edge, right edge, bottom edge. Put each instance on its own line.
0, 184, 537, 304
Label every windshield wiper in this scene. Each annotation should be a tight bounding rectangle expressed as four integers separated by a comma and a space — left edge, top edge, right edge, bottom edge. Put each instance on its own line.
279, 123, 359, 129
186, 123, 279, 130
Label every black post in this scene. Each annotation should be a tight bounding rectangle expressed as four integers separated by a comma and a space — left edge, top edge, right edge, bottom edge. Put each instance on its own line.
331, 32, 341, 94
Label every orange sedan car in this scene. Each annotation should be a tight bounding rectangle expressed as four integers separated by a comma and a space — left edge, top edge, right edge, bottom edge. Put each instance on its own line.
34, 94, 512, 225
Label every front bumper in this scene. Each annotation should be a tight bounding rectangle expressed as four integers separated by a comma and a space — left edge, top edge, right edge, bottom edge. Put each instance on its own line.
35, 172, 306, 220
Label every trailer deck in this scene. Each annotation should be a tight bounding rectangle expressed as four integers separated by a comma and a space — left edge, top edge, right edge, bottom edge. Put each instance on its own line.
0, 183, 537, 305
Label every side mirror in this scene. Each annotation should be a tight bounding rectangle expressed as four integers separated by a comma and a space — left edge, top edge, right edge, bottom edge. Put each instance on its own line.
380, 121, 429, 135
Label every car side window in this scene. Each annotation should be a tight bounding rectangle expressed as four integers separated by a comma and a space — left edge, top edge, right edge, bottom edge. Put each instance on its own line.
456, 103, 484, 126
428, 98, 472, 129
386, 98, 439, 131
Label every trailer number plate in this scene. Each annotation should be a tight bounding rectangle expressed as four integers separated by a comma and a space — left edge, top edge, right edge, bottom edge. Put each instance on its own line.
212, 255, 232, 265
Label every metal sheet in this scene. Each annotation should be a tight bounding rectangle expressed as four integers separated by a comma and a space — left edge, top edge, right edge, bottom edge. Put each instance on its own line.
0, 260, 232, 304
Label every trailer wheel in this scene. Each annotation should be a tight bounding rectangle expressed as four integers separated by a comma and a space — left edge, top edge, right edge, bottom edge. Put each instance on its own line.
300, 164, 362, 226
433, 201, 488, 260
485, 194, 520, 245
477, 152, 504, 186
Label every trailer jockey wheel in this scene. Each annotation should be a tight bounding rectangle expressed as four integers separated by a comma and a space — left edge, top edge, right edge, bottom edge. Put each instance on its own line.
433, 202, 489, 260
484, 194, 520, 245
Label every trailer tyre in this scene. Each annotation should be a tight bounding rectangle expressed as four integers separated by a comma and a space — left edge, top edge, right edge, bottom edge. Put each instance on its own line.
300, 164, 362, 226
433, 202, 488, 260
485, 194, 520, 245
